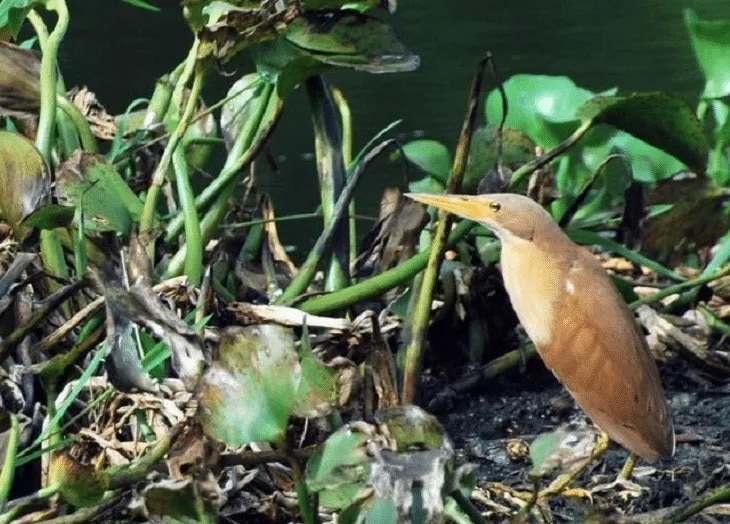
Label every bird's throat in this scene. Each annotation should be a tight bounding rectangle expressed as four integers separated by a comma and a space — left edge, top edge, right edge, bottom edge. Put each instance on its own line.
500, 241, 564, 346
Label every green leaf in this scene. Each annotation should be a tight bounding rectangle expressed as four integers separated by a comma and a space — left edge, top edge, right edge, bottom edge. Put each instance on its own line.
197, 325, 298, 446
400, 140, 451, 183
220, 72, 282, 147
684, 9, 730, 99
485, 75, 606, 148
0, 130, 48, 240
577, 92, 708, 174
292, 349, 338, 418
0, 0, 44, 40
252, 35, 328, 97
55, 154, 143, 235
283, 9, 419, 73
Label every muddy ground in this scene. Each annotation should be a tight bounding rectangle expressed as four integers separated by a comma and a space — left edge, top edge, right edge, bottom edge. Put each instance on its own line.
434, 357, 730, 523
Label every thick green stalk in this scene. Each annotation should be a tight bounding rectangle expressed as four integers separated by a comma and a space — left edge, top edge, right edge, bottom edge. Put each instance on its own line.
401, 58, 488, 404
0, 414, 18, 506
163, 179, 236, 279
307, 76, 349, 292
139, 41, 201, 235
297, 220, 474, 314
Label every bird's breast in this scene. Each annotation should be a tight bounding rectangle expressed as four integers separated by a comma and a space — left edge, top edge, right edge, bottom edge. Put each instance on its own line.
500, 241, 566, 347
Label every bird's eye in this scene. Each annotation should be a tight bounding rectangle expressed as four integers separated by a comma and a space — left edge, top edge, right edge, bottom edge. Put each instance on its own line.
489, 201, 501, 212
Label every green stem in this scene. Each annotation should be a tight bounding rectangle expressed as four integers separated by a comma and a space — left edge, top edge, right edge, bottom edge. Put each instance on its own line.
509, 119, 593, 187
402, 57, 488, 404
163, 179, 236, 278
35, 0, 69, 162
297, 220, 474, 314
628, 265, 730, 310
164, 81, 279, 242
56, 94, 97, 153
0, 414, 18, 507
139, 40, 201, 235
172, 146, 203, 285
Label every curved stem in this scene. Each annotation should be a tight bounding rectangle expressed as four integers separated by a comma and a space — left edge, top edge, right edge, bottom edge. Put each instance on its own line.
35, 0, 69, 162
139, 40, 202, 235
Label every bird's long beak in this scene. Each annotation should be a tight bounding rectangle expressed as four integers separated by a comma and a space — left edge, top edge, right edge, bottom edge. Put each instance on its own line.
405, 193, 488, 223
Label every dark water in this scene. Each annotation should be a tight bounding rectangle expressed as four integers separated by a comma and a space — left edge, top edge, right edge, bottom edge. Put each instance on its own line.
60, 1, 730, 249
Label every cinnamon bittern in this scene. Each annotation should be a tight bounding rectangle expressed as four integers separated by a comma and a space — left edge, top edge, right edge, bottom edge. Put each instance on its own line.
407, 193, 674, 461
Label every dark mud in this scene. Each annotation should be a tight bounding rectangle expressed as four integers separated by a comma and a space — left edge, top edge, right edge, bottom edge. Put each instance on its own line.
435, 359, 730, 522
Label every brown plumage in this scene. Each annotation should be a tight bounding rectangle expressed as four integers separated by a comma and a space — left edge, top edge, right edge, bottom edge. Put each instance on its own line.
407, 192, 674, 460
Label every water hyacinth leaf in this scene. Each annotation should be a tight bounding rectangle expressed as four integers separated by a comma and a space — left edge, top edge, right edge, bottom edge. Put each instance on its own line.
365, 498, 398, 524
306, 425, 371, 509
684, 9, 730, 99
529, 425, 597, 478
485, 75, 603, 148
463, 126, 535, 190
283, 10, 419, 73
400, 140, 451, 184
197, 325, 298, 446
252, 35, 328, 97
576, 92, 708, 174
0, 130, 48, 239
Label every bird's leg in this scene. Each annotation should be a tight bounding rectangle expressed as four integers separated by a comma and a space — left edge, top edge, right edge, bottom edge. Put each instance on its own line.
618, 453, 638, 480
537, 431, 609, 500
589, 452, 645, 498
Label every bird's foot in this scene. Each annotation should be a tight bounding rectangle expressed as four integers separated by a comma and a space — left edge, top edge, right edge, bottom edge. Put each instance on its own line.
590, 477, 645, 500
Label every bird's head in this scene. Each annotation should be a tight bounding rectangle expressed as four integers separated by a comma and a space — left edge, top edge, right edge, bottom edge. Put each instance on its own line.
406, 193, 558, 243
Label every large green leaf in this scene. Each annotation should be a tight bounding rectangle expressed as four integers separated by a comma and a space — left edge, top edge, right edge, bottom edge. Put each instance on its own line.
577, 92, 708, 174
197, 325, 298, 446
0, 130, 48, 239
283, 9, 419, 73
684, 9, 730, 99
485, 75, 604, 148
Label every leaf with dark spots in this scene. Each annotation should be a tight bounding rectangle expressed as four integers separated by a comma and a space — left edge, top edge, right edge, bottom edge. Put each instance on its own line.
283, 9, 418, 73
197, 325, 297, 446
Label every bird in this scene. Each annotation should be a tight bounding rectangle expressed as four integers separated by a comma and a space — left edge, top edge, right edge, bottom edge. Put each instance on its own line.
406, 192, 674, 461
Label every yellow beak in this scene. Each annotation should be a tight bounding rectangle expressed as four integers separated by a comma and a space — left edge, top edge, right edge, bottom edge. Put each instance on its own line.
405, 193, 490, 223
